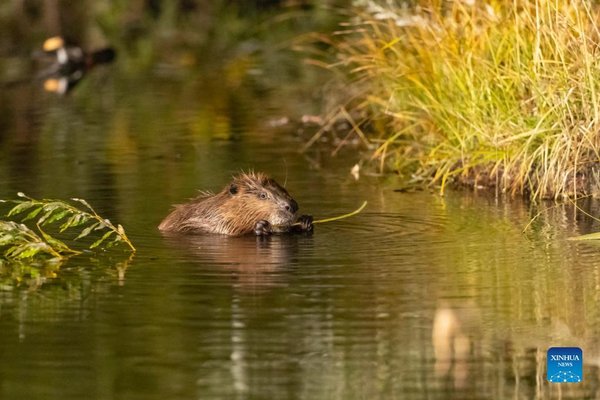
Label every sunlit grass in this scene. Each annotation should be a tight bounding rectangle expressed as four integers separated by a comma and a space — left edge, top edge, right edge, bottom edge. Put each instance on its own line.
328, 0, 600, 199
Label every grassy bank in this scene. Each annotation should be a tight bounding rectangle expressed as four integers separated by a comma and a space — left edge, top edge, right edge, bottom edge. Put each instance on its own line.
327, 0, 600, 199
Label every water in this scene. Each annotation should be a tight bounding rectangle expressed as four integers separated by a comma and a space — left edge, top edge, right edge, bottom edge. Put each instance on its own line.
2, 32, 600, 400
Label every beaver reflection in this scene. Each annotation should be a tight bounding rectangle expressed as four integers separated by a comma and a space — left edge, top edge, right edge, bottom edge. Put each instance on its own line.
162, 232, 311, 290
35, 36, 116, 95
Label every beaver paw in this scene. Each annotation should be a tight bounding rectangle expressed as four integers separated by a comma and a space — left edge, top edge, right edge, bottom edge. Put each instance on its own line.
297, 215, 314, 232
254, 220, 272, 236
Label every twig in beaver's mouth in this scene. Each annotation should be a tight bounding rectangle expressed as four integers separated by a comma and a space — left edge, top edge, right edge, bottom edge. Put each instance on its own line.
285, 200, 368, 228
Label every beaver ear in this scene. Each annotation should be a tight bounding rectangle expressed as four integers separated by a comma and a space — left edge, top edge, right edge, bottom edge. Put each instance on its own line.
229, 184, 238, 195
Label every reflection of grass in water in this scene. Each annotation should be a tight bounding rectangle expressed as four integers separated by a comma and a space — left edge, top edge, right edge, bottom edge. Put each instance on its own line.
325, 0, 600, 199
418, 193, 600, 387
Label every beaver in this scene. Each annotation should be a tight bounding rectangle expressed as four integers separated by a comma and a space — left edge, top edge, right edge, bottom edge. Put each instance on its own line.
158, 172, 313, 236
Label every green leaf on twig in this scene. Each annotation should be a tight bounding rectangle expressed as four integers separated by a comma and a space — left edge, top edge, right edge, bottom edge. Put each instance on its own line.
0, 193, 136, 261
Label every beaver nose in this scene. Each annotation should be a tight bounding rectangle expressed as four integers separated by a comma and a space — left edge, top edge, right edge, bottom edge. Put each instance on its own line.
285, 199, 299, 213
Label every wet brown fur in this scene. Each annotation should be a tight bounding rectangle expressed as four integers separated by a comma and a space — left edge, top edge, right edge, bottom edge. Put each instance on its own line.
158, 172, 299, 236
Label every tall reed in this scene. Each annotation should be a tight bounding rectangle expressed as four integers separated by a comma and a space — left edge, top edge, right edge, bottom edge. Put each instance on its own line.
330, 0, 600, 198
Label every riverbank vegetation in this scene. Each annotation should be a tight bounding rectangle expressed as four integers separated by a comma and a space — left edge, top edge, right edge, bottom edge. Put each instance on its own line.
325, 0, 600, 199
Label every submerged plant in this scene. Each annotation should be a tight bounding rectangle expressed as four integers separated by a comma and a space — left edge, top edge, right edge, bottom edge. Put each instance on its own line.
324, 0, 600, 199
0, 193, 135, 260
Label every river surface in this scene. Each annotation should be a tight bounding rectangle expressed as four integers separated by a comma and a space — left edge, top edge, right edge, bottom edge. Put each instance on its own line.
1, 29, 600, 400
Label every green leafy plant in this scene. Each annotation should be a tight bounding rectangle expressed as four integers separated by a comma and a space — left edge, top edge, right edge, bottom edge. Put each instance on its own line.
0, 193, 135, 260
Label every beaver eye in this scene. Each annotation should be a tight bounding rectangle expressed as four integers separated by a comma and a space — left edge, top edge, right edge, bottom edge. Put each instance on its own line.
259, 192, 268, 200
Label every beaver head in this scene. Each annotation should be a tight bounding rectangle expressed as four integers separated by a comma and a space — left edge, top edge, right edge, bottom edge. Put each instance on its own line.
217, 172, 299, 234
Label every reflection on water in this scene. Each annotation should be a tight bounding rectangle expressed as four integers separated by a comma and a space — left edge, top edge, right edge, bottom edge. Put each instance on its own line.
35, 36, 116, 95
4, 169, 600, 398
3, 6, 600, 400
433, 302, 481, 390
161, 232, 314, 291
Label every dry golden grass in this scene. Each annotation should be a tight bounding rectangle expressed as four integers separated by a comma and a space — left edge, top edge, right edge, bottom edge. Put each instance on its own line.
328, 0, 600, 198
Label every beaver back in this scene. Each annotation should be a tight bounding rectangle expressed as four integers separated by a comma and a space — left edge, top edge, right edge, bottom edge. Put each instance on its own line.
158, 172, 299, 236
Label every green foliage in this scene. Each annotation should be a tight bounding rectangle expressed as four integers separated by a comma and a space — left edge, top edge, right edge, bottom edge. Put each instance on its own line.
325, 0, 600, 199
0, 193, 135, 261
0, 221, 64, 260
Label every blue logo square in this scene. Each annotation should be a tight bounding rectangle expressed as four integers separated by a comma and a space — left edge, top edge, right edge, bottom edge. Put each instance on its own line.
547, 347, 583, 383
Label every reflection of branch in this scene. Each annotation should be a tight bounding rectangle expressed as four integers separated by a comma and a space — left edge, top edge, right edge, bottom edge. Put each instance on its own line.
0, 257, 63, 290
566, 196, 600, 240
115, 252, 136, 285
0, 251, 135, 292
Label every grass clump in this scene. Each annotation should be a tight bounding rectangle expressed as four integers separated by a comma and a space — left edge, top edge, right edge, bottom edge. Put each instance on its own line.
326, 0, 600, 199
